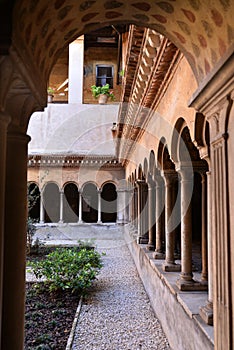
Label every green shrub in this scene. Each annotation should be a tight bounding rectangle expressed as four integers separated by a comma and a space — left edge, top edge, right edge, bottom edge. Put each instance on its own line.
29, 247, 103, 294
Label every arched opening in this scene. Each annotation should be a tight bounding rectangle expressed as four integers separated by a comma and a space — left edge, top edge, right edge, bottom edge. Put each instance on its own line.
64, 183, 79, 223
101, 183, 117, 223
43, 183, 60, 223
27, 182, 40, 221
82, 183, 98, 223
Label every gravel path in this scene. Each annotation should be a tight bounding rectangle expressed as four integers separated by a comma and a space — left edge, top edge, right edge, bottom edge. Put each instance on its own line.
71, 237, 171, 350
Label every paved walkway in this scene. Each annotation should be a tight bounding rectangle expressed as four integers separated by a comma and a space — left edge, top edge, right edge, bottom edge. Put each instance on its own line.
69, 227, 171, 350
30, 224, 171, 349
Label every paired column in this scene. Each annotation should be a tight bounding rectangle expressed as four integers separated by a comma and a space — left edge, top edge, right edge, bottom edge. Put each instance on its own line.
176, 167, 207, 290
153, 171, 165, 259
0, 113, 11, 347
147, 175, 156, 250
162, 171, 180, 272
2, 128, 30, 350
136, 180, 148, 244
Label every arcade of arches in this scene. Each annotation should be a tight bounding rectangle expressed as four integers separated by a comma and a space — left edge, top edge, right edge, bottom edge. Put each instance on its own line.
28, 181, 118, 224
1, 1, 234, 350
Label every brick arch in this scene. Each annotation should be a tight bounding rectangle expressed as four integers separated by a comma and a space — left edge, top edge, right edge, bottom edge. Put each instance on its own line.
13, 0, 234, 86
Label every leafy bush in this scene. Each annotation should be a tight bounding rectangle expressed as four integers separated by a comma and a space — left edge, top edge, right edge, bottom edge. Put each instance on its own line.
29, 247, 103, 294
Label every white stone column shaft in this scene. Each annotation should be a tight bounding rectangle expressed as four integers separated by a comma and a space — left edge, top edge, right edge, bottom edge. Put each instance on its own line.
59, 191, 64, 223
68, 36, 84, 103
78, 191, 83, 223
39, 192, 45, 223
97, 190, 102, 224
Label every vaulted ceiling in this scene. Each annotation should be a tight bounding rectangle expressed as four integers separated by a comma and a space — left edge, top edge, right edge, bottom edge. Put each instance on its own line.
10, 0, 234, 87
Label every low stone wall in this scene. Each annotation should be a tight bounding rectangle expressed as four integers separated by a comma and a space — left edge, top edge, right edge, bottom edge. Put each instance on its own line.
124, 225, 214, 350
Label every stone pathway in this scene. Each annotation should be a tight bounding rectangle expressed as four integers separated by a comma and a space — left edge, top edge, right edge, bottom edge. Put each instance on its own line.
71, 233, 171, 350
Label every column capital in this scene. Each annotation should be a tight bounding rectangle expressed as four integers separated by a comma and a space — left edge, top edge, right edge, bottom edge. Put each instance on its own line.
162, 170, 178, 185
0, 112, 11, 126
147, 174, 156, 188
7, 130, 31, 145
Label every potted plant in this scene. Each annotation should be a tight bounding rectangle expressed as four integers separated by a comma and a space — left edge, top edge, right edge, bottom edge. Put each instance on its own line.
91, 83, 115, 104
47, 87, 55, 103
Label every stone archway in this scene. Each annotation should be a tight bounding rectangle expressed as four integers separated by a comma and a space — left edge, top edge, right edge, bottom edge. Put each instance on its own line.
43, 182, 60, 223
27, 182, 40, 221
101, 182, 117, 223
82, 182, 98, 223
64, 182, 79, 223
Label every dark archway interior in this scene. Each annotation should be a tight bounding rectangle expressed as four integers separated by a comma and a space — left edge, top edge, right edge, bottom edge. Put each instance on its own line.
82, 183, 98, 223
64, 183, 79, 223
44, 183, 60, 223
28, 183, 40, 221
101, 183, 117, 223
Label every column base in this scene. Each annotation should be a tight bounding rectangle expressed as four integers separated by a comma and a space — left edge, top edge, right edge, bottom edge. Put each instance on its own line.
97, 220, 102, 225
153, 251, 165, 259
146, 243, 155, 251
137, 237, 148, 244
176, 278, 209, 291
199, 302, 213, 325
163, 262, 181, 272
78, 220, 83, 224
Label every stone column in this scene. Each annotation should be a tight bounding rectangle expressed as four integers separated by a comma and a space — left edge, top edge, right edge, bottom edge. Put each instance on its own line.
68, 36, 84, 103
39, 191, 45, 224
200, 172, 208, 282
147, 175, 156, 250
2, 128, 30, 350
176, 167, 194, 288
200, 171, 213, 325
59, 190, 64, 224
78, 191, 83, 223
0, 112, 11, 346
136, 180, 148, 244
162, 171, 180, 272
153, 171, 165, 259
97, 189, 102, 224
117, 188, 126, 224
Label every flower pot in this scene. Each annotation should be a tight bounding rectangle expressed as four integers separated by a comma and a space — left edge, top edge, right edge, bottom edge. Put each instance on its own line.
98, 94, 108, 104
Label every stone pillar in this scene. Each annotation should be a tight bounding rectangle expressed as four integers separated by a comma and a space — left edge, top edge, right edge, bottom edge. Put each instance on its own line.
0, 112, 11, 346
2, 128, 30, 350
200, 171, 213, 325
117, 188, 126, 224
97, 190, 102, 224
200, 172, 208, 282
78, 191, 83, 223
176, 167, 194, 287
162, 171, 180, 272
147, 175, 156, 250
59, 190, 64, 224
39, 191, 45, 224
68, 36, 84, 104
176, 167, 207, 291
136, 180, 148, 244
153, 171, 165, 259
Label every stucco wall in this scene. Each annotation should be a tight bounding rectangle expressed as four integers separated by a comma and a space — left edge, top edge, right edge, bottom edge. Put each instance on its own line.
28, 104, 119, 156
